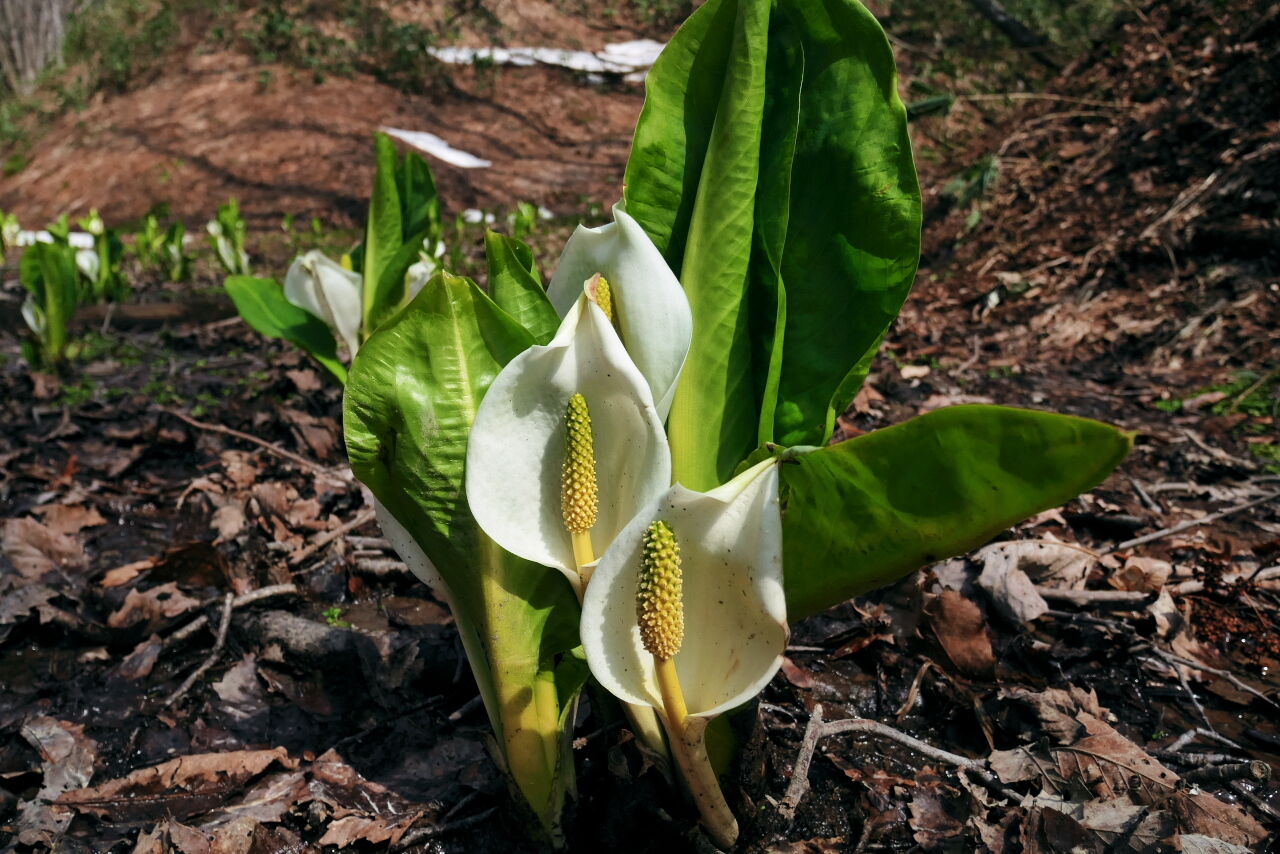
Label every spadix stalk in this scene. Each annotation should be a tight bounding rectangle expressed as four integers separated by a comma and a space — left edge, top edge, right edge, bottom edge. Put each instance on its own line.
582, 458, 788, 847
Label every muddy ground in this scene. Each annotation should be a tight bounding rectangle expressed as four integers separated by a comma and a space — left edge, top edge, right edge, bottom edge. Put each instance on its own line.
0, 0, 1277, 851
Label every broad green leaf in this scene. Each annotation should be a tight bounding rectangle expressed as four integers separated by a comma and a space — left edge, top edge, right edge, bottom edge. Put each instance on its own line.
485, 230, 558, 344
373, 225, 432, 324
361, 132, 404, 336
779, 405, 1133, 619
225, 276, 346, 382
636, 0, 770, 491
766, 0, 921, 447
625, 0, 922, 484
344, 272, 580, 840
397, 147, 441, 243
20, 243, 78, 364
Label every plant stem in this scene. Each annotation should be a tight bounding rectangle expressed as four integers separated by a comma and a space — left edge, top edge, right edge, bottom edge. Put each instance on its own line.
655, 656, 738, 849
571, 530, 595, 588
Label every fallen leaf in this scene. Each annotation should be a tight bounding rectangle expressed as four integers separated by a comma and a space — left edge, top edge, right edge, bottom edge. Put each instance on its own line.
1176, 833, 1254, 854
33, 503, 107, 536
2, 517, 87, 578
17, 717, 98, 847
212, 502, 247, 543
310, 749, 428, 846
107, 582, 203, 630
1114, 556, 1172, 592
117, 634, 164, 681
1169, 791, 1267, 848
57, 748, 298, 823
925, 590, 996, 678
285, 369, 321, 393
281, 408, 338, 461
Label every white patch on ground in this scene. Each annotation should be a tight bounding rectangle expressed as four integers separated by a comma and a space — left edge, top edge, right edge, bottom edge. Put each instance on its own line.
381, 128, 493, 169
428, 39, 665, 82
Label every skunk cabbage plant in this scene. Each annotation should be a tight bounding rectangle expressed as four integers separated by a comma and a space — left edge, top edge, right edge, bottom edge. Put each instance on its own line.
343, 0, 1133, 844
226, 133, 444, 382
207, 199, 250, 277
19, 242, 80, 368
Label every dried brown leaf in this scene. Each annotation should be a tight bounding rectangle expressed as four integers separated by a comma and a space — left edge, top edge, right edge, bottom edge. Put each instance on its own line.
108, 582, 203, 630
33, 503, 106, 536
2, 517, 87, 578
17, 717, 98, 847
57, 747, 297, 823
925, 590, 996, 678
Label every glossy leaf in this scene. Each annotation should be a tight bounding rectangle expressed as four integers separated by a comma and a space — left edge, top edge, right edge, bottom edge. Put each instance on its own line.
398, 147, 441, 243
779, 405, 1133, 619
19, 242, 79, 365
344, 272, 581, 841
225, 275, 346, 382
361, 132, 404, 334
764, 0, 921, 447
624, 0, 922, 485
485, 230, 558, 344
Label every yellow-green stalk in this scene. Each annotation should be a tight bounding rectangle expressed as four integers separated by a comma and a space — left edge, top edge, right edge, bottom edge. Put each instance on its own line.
637, 520, 738, 848
561, 393, 598, 583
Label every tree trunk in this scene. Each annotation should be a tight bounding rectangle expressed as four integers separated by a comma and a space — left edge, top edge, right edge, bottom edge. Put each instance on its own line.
963, 0, 1062, 70
0, 0, 74, 96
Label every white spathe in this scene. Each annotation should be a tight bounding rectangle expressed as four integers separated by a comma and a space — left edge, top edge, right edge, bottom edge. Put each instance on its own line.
581, 458, 787, 719
547, 203, 691, 420
465, 290, 671, 593
283, 250, 363, 356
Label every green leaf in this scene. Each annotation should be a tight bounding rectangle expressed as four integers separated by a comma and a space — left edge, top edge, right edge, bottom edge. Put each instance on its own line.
362, 132, 404, 336
224, 276, 346, 382
398, 148, 441, 243
344, 272, 580, 841
20, 242, 78, 364
624, 0, 922, 485
373, 226, 431, 323
484, 230, 558, 344
630, 0, 771, 491
765, 0, 921, 447
780, 406, 1133, 619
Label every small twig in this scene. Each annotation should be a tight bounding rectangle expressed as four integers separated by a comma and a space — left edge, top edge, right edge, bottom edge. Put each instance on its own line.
1129, 475, 1165, 514
168, 584, 299, 644
779, 704, 1018, 822
1037, 587, 1157, 607
1172, 659, 1214, 734
1230, 781, 1280, 823
957, 92, 1130, 109
1183, 761, 1271, 786
1167, 727, 1243, 753
448, 695, 483, 723
780, 704, 826, 820
395, 807, 498, 849
288, 508, 377, 567
895, 661, 934, 721
164, 593, 234, 706
1136, 644, 1279, 710
163, 407, 332, 476
1151, 750, 1240, 767
1106, 490, 1280, 553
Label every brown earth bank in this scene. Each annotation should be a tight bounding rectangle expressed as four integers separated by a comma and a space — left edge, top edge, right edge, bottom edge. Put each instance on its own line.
0, 0, 662, 228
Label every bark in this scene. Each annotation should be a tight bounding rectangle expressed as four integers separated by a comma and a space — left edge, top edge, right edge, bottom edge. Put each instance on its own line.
963, 0, 1062, 70
0, 0, 75, 96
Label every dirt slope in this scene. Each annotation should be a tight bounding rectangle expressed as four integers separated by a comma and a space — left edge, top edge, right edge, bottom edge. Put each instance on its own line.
903, 0, 1279, 388
0, 0, 660, 228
